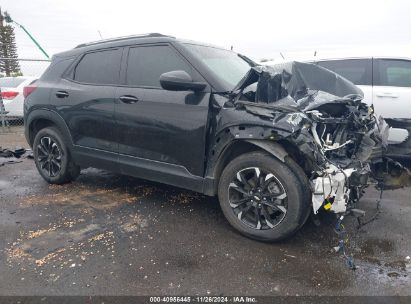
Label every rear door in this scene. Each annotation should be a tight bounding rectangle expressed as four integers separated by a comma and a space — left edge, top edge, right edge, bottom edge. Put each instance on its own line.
115, 44, 211, 177
372, 58, 411, 119
52, 48, 122, 153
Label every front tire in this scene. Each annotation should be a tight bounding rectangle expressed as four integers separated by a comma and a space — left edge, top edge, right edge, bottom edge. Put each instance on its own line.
218, 151, 309, 242
33, 127, 80, 184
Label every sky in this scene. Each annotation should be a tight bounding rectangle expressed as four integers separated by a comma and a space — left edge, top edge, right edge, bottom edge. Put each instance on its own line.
2, 0, 411, 63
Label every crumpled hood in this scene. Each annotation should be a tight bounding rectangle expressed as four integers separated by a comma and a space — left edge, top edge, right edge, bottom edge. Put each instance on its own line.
234, 61, 364, 106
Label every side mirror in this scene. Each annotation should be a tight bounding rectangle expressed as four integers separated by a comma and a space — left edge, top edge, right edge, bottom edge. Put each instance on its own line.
160, 70, 207, 92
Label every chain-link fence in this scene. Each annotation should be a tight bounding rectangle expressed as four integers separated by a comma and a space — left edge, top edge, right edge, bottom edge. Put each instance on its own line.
0, 58, 50, 135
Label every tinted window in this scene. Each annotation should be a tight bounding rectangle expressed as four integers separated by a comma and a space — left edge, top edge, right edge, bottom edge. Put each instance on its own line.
0, 78, 26, 88
126, 45, 192, 87
74, 49, 122, 84
317, 59, 372, 85
42, 58, 73, 81
375, 59, 411, 87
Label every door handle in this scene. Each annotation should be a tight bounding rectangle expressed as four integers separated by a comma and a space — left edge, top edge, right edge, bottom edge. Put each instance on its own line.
119, 95, 139, 104
56, 90, 69, 98
376, 92, 399, 98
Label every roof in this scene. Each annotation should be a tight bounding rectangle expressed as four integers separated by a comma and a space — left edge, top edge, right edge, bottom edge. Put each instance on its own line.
55, 33, 177, 58
74, 33, 175, 48
53, 33, 236, 62
260, 45, 411, 65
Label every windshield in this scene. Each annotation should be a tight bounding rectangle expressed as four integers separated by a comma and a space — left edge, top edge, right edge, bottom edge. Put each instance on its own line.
0, 77, 26, 88
184, 44, 251, 91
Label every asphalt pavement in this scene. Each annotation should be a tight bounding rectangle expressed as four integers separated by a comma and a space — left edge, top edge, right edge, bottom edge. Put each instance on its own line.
0, 156, 410, 296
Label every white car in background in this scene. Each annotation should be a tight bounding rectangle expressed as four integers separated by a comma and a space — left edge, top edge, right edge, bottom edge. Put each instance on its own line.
314, 57, 411, 158
314, 57, 411, 120
0, 76, 37, 118
261, 52, 411, 159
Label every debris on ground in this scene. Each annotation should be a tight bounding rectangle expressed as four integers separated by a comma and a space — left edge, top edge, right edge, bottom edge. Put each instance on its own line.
0, 146, 33, 166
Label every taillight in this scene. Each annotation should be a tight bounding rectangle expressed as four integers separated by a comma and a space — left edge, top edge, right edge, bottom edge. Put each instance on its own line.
1, 91, 19, 100
23, 85, 37, 98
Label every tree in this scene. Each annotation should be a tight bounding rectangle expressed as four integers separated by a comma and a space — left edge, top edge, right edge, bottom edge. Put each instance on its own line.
0, 8, 21, 76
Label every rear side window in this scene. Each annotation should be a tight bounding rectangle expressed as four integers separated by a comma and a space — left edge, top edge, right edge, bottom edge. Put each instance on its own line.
374, 59, 411, 87
126, 45, 192, 87
0, 78, 26, 88
317, 59, 372, 85
42, 57, 73, 81
74, 49, 122, 85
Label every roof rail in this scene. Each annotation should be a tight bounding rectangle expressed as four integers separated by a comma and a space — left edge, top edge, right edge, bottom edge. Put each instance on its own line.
75, 33, 174, 48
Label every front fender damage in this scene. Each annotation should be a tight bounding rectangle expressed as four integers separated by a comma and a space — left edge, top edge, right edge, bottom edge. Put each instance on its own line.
210, 61, 411, 217
244, 139, 288, 162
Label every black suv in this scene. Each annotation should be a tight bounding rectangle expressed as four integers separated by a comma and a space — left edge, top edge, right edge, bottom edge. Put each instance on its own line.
24, 34, 395, 242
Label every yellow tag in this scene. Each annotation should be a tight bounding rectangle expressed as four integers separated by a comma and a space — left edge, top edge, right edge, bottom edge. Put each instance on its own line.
324, 202, 332, 210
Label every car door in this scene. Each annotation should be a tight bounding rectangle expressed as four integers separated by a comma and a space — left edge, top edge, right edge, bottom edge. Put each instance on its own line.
115, 44, 211, 178
372, 58, 411, 145
372, 58, 411, 119
51, 48, 122, 153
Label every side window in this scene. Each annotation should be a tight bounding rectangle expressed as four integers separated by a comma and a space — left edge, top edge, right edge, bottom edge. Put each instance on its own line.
317, 59, 372, 85
126, 45, 193, 87
74, 49, 122, 84
374, 59, 411, 87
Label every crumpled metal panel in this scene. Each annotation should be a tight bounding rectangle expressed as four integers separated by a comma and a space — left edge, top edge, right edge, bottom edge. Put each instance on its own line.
234, 61, 363, 105
209, 61, 409, 214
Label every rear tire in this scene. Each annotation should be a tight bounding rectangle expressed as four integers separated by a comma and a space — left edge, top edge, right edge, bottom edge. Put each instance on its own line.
33, 127, 80, 184
218, 151, 309, 242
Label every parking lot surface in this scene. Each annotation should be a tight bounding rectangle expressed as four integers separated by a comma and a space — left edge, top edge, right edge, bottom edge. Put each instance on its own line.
0, 135, 410, 296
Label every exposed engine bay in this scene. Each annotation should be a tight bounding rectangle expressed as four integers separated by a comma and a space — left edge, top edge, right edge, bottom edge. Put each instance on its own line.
223, 61, 411, 215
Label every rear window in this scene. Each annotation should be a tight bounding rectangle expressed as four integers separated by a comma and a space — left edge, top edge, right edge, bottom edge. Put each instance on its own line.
42, 57, 74, 81
317, 59, 372, 85
0, 78, 26, 88
74, 49, 122, 85
374, 59, 411, 87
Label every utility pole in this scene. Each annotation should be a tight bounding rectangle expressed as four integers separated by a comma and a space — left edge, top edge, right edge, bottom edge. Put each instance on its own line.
2, 9, 49, 59
0, 10, 6, 130
0, 7, 3, 27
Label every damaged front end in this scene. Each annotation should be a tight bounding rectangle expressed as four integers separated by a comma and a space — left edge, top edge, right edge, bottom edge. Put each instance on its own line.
214, 61, 410, 215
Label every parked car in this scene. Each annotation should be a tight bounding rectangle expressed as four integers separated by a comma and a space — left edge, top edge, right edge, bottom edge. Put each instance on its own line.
313, 57, 411, 159
0, 76, 37, 118
23, 34, 408, 242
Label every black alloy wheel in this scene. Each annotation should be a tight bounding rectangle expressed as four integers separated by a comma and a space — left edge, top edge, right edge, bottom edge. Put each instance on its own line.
218, 151, 309, 241
228, 167, 288, 230
36, 136, 63, 177
33, 127, 80, 184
